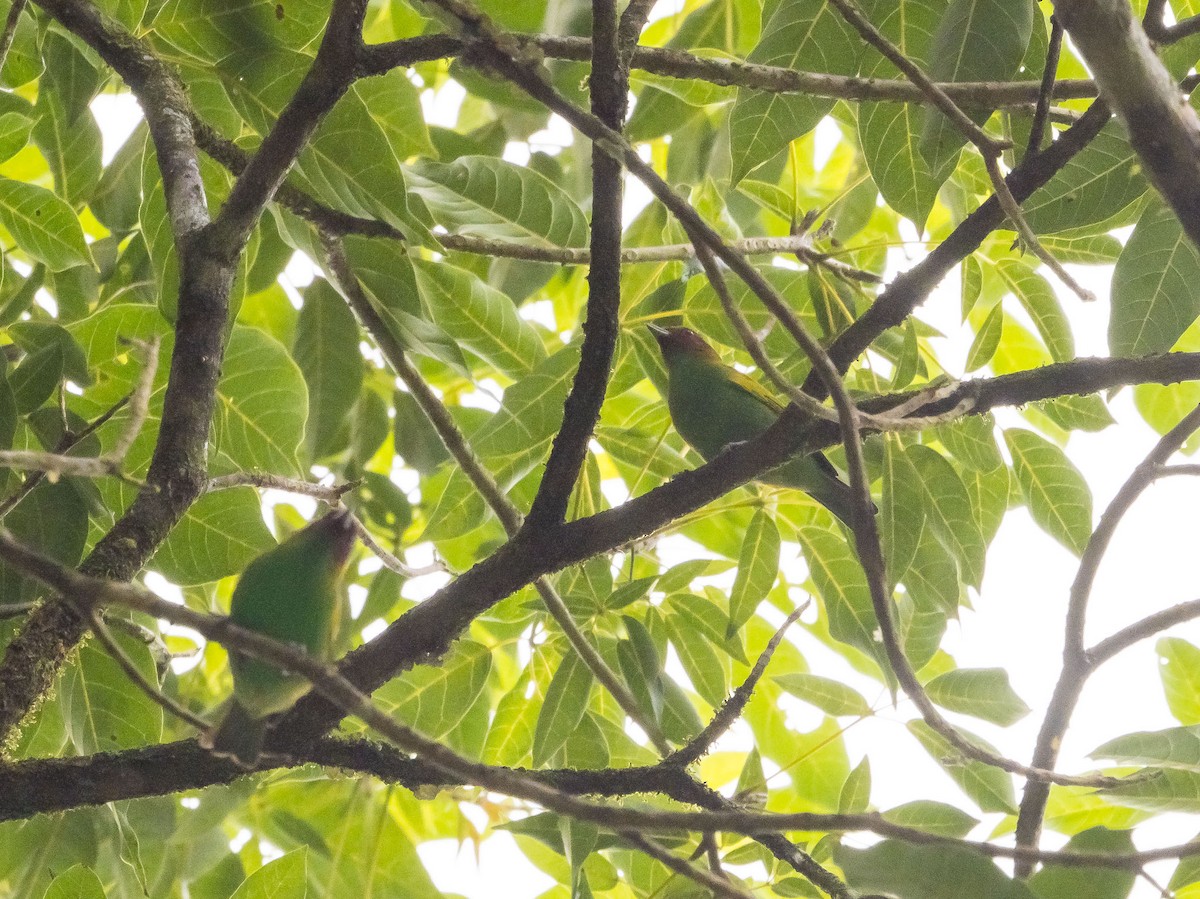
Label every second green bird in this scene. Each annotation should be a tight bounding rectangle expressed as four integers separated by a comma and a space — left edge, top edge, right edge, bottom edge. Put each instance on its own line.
204, 508, 357, 767
649, 324, 861, 524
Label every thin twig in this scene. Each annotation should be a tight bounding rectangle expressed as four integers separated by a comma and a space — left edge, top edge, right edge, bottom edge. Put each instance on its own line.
669, 605, 805, 768
0, 395, 129, 519
83, 606, 210, 732
0, 602, 35, 620
982, 153, 1095, 302
0, 336, 160, 480
622, 831, 754, 899
1144, 0, 1200, 43
1024, 17, 1064, 160
1090, 598, 1200, 665
0, 0, 28, 74
106, 336, 160, 461
351, 516, 448, 578
435, 232, 881, 280
206, 472, 355, 503
826, 0, 1008, 154
362, 32, 1103, 106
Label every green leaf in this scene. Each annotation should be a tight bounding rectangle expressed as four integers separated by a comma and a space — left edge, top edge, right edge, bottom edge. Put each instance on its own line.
774, 673, 872, 717
728, 0, 858, 184
153, 487, 275, 585
153, 0, 327, 61
230, 848, 307, 899
0, 365, 16, 452
226, 51, 422, 237
1039, 233, 1123, 265
937, 413, 1003, 472
1110, 200, 1200, 357
903, 523, 962, 613
965, 302, 1003, 372
1024, 123, 1147, 234
839, 757, 871, 813
0, 480, 88, 605
925, 668, 1031, 726
1104, 768, 1200, 813
0, 177, 91, 270
0, 112, 32, 164
1004, 428, 1092, 556
666, 610, 727, 706
293, 279, 364, 460
796, 524, 883, 670
483, 675, 538, 767
907, 720, 1017, 813
961, 254, 983, 318
1092, 725, 1200, 768
836, 840, 1037, 899
880, 434, 925, 588
533, 652, 594, 767
9, 341, 63, 413
408, 156, 588, 248
414, 259, 547, 378
373, 640, 493, 741
881, 800, 978, 838
211, 326, 308, 476
727, 509, 780, 635
1158, 637, 1200, 725
908, 445, 987, 588
425, 344, 579, 540
42, 863, 106, 899
1027, 828, 1135, 899
62, 632, 164, 754
920, 0, 1034, 166
858, 0, 957, 227
1039, 395, 1116, 433
996, 260, 1074, 362
338, 237, 467, 371
32, 92, 102, 208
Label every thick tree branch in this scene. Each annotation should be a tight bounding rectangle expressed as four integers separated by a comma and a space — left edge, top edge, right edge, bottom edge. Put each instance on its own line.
524, 0, 628, 529
0, 0, 376, 752
0, 0, 224, 748
1054, 0, 1200, 247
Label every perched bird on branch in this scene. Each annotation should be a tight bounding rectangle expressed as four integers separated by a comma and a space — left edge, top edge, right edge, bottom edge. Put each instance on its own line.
648, 324, 863, 525
202, 508, 357, 767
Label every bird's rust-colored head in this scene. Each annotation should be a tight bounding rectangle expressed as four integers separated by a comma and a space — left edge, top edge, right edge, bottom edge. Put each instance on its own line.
647, 324, 721, 364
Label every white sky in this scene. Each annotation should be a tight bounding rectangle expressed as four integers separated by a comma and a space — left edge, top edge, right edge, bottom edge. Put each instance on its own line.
81, 32, 1200, 898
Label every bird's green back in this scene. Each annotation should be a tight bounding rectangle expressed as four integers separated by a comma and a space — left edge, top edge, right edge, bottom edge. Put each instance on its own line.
229, 523, 347, 659
664, 350, 782, 460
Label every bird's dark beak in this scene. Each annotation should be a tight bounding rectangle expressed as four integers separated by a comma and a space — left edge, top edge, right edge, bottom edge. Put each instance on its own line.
647, 323, 670, 347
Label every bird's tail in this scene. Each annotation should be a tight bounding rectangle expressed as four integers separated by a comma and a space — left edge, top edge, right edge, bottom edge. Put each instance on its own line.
766, 455, 875, 526
201, 701, 266, 768
807, 476, 863, 527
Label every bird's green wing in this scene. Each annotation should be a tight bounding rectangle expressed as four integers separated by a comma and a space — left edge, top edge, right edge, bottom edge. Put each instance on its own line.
724, 368, 786, 415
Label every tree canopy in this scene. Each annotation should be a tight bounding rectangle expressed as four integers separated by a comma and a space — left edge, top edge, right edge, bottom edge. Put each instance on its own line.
2, 0, 1200, 897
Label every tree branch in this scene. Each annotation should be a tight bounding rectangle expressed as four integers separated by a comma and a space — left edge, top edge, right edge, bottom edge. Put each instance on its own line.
363, 32, 1101, 107
1014, 402, 1200, 875
807, 99, 1111, 392
523, 0, 627, 530
1054, 0, 1200, 247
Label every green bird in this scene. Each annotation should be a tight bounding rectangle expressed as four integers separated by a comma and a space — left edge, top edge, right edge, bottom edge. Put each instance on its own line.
203, 508, 357, 767
648, 324, 863, 525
